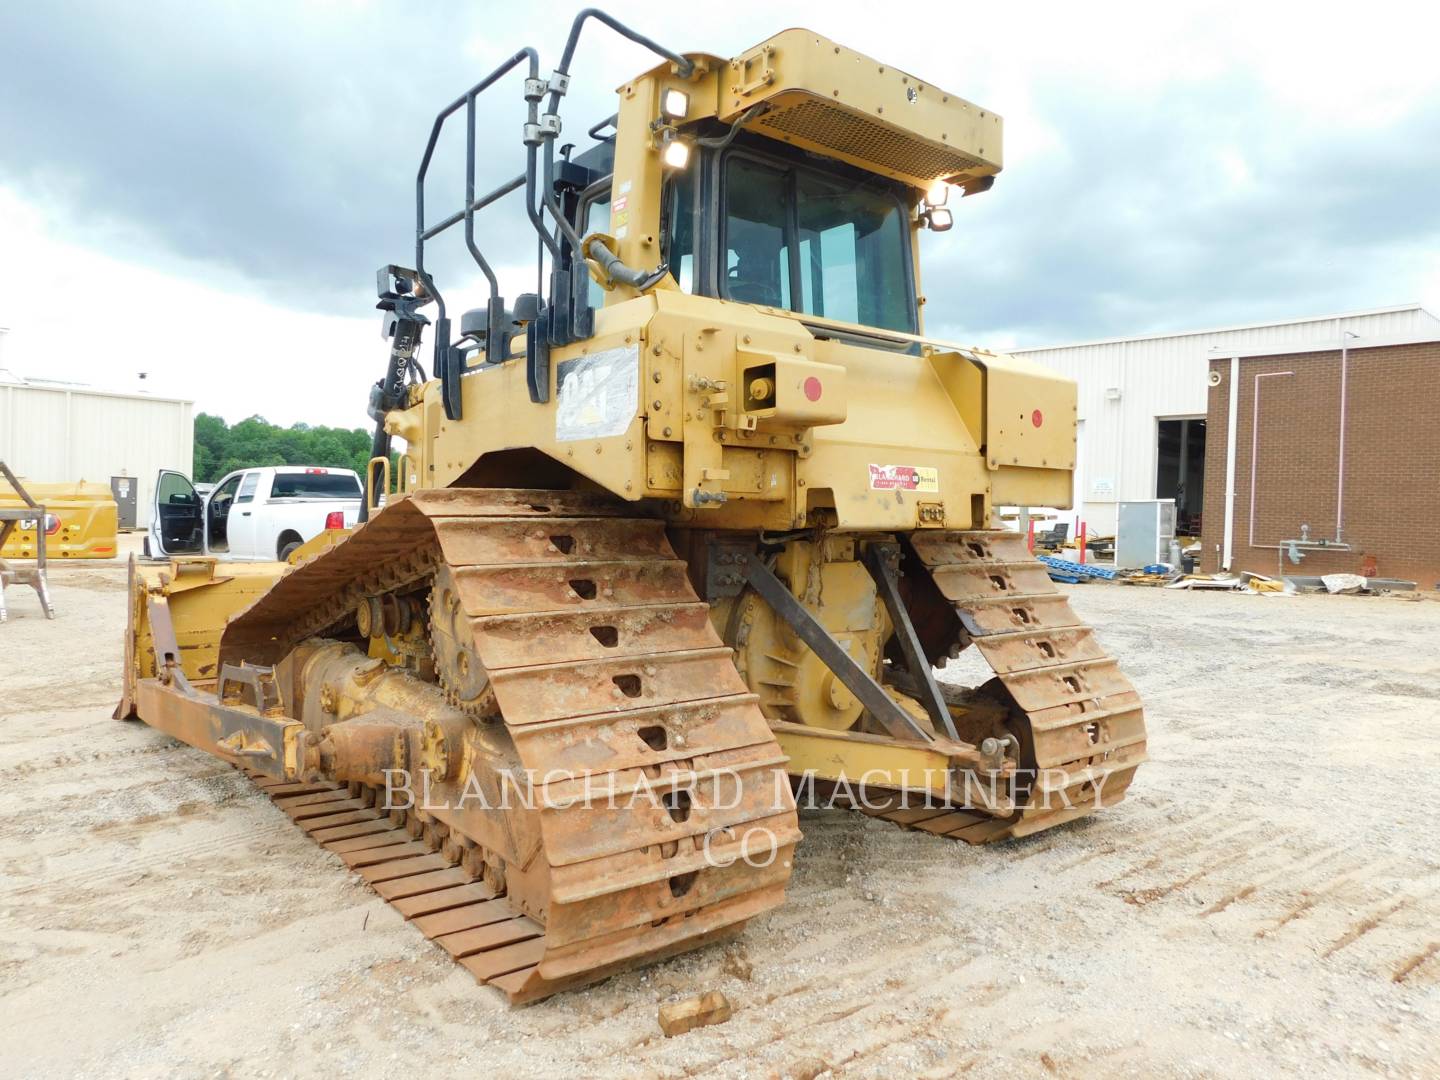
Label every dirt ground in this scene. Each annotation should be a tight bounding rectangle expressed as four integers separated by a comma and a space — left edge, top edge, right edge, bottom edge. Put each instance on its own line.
2, 554, 1437, 1079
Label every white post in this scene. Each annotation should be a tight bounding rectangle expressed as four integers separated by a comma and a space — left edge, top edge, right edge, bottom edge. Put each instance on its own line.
1221, 357, 1239, 571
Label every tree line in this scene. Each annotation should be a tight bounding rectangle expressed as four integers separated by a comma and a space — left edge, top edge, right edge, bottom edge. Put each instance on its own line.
193, 413, 377, 484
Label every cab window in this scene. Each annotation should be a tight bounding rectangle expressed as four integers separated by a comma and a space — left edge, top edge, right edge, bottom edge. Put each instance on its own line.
721, 152, 914, 333
577, 171, 696, 308
721, 157, 790, 309
580, 185, 611, 310
666, 170, 696, 294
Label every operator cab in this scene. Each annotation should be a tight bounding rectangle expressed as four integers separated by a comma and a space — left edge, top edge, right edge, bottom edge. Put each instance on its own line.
568, 131, 920, 340
378, 19, 999, 449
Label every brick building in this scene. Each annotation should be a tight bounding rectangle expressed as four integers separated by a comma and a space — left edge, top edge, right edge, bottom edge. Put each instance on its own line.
1200, 333, 1440, 587
1012, 304, 1440, 541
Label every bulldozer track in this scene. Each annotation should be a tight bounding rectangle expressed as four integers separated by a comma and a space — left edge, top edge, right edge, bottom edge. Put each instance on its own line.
202, 499, 1139, 999
855, 528, 1147, 843
217, 489, 801, 1004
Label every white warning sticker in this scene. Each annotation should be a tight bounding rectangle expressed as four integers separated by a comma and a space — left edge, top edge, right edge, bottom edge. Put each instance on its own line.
868, 464, 939, 492
555, 343, 640, 443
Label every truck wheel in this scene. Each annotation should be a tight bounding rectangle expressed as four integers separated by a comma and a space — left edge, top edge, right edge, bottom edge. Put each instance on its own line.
279, 540, 302, 562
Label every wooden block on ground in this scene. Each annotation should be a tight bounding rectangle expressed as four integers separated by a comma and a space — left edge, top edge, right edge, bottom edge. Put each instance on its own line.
659, 991, 733, 1037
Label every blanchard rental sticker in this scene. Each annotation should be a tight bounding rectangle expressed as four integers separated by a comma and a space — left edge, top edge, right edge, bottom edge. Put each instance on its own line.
555, 343, 641, 442
868, 464, 940, 492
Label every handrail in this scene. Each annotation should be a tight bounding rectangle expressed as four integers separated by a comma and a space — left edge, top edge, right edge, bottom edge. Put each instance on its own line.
415, 47, 540, 323
540, 9, 694, 261
413, 9, 695, 313
547, 9, 694, 114
587, 114, 619, 141
365, 455, 391, 516
396, 10, 695, 415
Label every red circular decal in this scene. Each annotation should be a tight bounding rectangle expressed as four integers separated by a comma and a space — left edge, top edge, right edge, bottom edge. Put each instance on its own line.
803, 376, 823, 402
1031, 409, 1044, 428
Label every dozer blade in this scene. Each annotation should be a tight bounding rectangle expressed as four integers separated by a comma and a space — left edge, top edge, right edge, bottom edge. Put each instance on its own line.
116, 554, 287, 719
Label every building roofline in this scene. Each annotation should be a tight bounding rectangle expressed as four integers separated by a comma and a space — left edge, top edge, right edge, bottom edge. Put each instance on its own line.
0, 376, 193, 407
1012, 303, 1437, 354
1211, 328, 1440, 361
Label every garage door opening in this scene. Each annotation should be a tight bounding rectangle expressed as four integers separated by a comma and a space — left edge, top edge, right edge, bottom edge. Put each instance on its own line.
1156, 418, 1205, 536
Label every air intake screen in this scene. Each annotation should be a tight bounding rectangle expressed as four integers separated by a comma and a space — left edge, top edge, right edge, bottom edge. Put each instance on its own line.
757, 97, 986, 183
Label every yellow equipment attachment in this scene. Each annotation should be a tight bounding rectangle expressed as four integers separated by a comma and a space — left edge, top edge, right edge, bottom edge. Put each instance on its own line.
120, 11, 1146, 1003
0, 474, 118, 560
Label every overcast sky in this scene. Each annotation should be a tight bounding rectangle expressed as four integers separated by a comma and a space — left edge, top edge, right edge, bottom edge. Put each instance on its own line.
2, 0, 1437, 428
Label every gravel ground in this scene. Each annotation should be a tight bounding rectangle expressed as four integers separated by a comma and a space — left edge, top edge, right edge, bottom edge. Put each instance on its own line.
1, 554, 1437, 1078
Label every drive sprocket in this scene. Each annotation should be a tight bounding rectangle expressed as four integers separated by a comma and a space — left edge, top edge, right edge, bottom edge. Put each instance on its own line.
428, 563, 495, 716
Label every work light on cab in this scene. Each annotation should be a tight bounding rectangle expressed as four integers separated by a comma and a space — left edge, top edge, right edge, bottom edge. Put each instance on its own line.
662, 87, 689, 119
661, 130, 691, 169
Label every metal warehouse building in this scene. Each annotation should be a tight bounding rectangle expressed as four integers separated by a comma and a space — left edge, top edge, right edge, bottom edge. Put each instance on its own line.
1012, 304, 1440, 555
0, 340, 194, 529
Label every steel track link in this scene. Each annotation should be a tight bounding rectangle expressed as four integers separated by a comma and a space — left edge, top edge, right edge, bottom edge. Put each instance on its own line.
857, 528, 1148, 844
219, 489, 801, 1004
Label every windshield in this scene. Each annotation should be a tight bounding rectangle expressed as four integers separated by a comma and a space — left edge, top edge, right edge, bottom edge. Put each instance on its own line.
722, 153, 914, 333
269, 473, 361, 499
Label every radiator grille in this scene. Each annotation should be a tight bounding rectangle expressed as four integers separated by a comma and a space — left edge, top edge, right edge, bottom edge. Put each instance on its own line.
756, 97, 987, 182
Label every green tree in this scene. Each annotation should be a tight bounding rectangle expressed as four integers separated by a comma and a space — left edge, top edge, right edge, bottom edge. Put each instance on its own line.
192, 413, 385, 486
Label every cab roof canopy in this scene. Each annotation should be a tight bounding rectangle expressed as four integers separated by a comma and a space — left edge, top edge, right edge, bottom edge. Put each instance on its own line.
658, 29, 1003, 190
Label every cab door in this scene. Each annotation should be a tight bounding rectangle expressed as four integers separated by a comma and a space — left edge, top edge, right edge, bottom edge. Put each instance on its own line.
149, 470, 204, 556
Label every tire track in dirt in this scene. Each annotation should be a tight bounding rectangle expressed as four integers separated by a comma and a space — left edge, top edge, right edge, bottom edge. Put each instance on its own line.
664, 941, 998, 1078
1392, 942, 1439, 984
1254, 859, 1403, 941
1092, 821, 1266, 891
1200, 846, 1350, 917
1321, 894, 1419, 958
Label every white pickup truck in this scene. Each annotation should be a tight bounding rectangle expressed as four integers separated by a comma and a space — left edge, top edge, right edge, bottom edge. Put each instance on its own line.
147, 466, 363, 562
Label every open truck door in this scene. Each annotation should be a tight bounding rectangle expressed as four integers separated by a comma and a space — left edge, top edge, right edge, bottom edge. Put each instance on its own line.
148, 470, 205, 557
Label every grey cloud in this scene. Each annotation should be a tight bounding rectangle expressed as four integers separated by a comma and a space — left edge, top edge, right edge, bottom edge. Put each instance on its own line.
0, 1, 677, 314
923, 74, 1440, 345
3, 3, 1438, 349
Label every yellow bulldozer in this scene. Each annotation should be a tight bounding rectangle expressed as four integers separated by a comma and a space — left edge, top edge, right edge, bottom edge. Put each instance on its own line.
118, 12, 1146, 1004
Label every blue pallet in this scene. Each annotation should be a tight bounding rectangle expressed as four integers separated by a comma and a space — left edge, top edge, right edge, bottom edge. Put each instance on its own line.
1036, 555, 1117, 581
